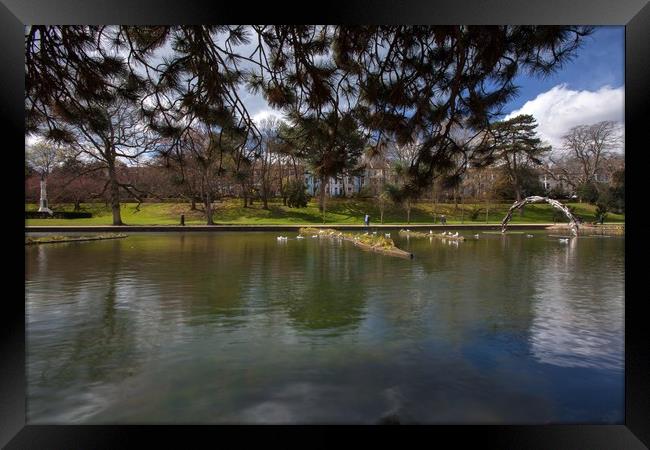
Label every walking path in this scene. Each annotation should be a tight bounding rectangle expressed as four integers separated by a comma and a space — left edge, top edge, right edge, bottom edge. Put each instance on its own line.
26, 223, 563, 233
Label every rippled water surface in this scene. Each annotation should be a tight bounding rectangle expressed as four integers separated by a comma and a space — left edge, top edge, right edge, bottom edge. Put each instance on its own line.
25, 231, 624, 424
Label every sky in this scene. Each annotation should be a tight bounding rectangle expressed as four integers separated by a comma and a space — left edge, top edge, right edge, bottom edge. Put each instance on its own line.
246, 26, 625, 152
503, 26, 625, 150
27, 26, 625, 154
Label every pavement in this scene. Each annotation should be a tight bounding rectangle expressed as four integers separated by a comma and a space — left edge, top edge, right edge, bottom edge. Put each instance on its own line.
25, 223, 562, 233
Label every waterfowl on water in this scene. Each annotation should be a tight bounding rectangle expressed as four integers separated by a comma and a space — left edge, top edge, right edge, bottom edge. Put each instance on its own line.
526, 234, 534, 238
559, 238, 569, 243
276, 236, 288, 241
453, 232, 459, 237
296, 235, 305, 240
385, 233, 391, 238
474, 234, 480, 239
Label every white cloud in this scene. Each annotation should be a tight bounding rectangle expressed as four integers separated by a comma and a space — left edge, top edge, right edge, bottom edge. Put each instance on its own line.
251, 109, 286, 125
505, 84, 624, 150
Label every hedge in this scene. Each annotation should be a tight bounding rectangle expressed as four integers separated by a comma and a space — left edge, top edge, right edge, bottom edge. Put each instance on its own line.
25, 211, 93, 219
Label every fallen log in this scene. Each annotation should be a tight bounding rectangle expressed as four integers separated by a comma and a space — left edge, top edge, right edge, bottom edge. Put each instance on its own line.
298, 227, 413, 259
25, 233, 128, 245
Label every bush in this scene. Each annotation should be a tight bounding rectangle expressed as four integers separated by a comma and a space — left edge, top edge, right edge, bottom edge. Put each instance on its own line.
25, 211, 93, 219
469, 207, 484, 220
576, 182, 600, 204
285, 180, 310, 208
490, 166, 545, 201
548, 186, 569, 199
594, 203, 608, 224
355, 185, 374, 199
609, 169, 624, 213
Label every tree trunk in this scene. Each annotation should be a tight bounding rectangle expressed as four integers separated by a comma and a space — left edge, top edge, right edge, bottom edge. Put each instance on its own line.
460, 196, 464, 223
242, 183, 248, 208
431, 185, 436, 224
318, 176, 326, 213
204, 190, 214, 225
190, 197, 197, 211
514, 184, 525, 216
107, 164, 123, 226
262, 178, 269, 210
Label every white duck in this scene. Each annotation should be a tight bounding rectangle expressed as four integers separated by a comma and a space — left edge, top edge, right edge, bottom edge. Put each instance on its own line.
526, 234, 534, 238
276, 236, 288, 241
474, 234, 479, 239
384, 233, 391, 238
559, 238, 569, 243
296, 235, 305, 240
453, 232, 459, 237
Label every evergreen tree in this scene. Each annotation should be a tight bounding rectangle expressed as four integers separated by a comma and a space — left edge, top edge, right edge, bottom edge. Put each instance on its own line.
479, 114, 550, 202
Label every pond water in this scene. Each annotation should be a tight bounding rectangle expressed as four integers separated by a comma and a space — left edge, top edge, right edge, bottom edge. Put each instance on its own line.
25, 231, 624, 424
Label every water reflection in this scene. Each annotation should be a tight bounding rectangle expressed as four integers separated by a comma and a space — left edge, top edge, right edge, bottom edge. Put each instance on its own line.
25, 232, 624, 424
529, 237, 624, 370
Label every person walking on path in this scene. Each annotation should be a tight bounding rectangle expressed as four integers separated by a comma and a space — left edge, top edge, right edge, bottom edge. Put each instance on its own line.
440, 215, 447, 225
364, 214, 370, 228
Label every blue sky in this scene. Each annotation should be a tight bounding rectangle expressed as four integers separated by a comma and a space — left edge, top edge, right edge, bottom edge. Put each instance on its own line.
504, 26, 624, 114
245, 26, 626, 151
501, 26, 625, 149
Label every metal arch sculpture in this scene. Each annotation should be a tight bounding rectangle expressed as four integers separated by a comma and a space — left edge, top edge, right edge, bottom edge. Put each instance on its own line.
501, 196, 580, 236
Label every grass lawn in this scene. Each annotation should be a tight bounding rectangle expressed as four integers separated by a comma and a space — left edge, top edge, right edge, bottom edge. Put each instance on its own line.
25, 199, 625, 226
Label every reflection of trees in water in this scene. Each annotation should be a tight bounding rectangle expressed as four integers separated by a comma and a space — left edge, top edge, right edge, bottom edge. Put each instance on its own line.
28, 240, 141, 394
395, 236, 538, 346
172, 234, 250, 323
251, 239, 368, 334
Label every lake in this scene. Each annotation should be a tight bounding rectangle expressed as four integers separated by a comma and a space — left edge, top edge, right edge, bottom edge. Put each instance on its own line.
25, 230, 624, 424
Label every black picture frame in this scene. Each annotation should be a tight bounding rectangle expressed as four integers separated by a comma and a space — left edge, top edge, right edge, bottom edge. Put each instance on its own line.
4, 0, 648, 447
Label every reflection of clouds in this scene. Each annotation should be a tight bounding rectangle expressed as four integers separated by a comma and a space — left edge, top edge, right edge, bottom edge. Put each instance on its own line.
528, 240, 623, 371
529, 303, 621, 370
241, 401, 295, 423
239, 382, 350, 423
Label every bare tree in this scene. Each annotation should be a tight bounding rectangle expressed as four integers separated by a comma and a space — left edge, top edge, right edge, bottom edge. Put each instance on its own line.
387, 141, 420, 223
547, 121, 623, 197
26, 142, 65, 213
56, 98, 156, 224
258, 116, 281, 210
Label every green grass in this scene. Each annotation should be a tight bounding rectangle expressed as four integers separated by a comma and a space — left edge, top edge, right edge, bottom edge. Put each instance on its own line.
25, 199, 625, 226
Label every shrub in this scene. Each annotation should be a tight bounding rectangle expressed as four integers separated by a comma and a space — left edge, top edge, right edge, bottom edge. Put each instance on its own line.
285, 180, 310, 208
469, 207, 483, 220
595, 203, 608, 224
576, 182, 600, 204
548, 186, 569, 199
25, 211, 93, 219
